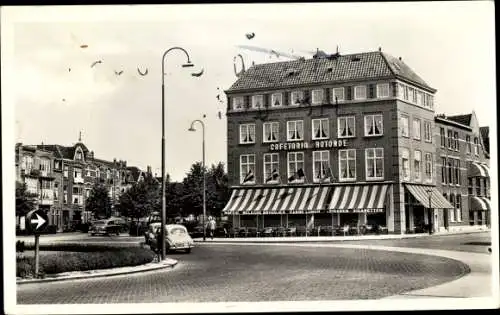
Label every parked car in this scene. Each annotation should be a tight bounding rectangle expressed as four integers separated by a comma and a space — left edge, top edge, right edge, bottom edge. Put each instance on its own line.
108, 216, 129, 233
149, 224, 194, 254
88, 219, 122, 236
188, 225, 205, 238
129, 219, 149, 236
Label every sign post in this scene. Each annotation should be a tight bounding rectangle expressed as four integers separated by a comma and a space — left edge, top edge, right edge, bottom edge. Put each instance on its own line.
26, 209, 49, 278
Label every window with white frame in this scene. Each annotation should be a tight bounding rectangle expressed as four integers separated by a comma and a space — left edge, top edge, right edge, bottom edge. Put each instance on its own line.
424, 121, 432, 143
416, 91, 422, 105
239, 124, 256, 144
263, 122, 279, 143
429, 95, 434, 109
252, 95, 264, 108
290, 91, 304, 105
401, 115, 409, 137
338, 116, 355, 138
271, 93, 282, 107
354, 85, 367, 100
339, 149, 356, 181
232, 96, 244, 110
74, 168, 82, 179
414, 150, 422, 182
441, 157, 447, 184
440, 128, 446, 148
412, 88, 418, 103
425, 152, 433, 182
455, 159, 461, 186
403, 85, 409, 100
263, 153, 279, 183
377, 83, 389, 98
408, 88, 415, 103
366, 148, 384, 180
454, 131, 459, 151
397, 83, 405, 99
311, 89, 324, 105
447, 130, 453, 149
312, 118, 329, 140
332, 87, 344, 102
240, 154, 255, 184
63, 166, 69, 178
449, 194, 455, 222
313, 151, 330, 182
456, 195, 462, 221
364, 114, 383, 136
287, 152, 304, 183
401, 148, 410, 181
287, 120, 304, 141
413, 118, 421, 140
466, 135, 471, 154
473, 137, 479, 155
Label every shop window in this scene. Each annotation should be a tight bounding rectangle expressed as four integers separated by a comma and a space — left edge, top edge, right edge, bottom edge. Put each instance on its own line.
287, 152, 305, 183
401, 149, 410, 181
311, 89, 324, 105
400, 115, 409, 138
339, 149, 356, 181
232, 96, 244, 111
332, 87, 344, 103
424, 121, 432, 143
263, 153, 279, 184
456, 195, 462, 222
365, 148, 384, 180
312, 118, 329, 140
251, 95, 264, 109
239, 124, 256, 144
376, 83, 389, 98
414, 150, 422, 182
364, 114, 383, 136
338, 116, 355, 138
287, 120, 304, 141
240, 154, 255, 184
263, 122, 279, 143
313, 151, 330, 182
271, 93, 282, 107
354, 85, 367, 100
425, 153, 433, 182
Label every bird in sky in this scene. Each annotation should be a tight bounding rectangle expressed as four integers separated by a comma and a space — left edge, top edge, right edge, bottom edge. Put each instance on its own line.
114, 70, 124, 76
191, 68, 204, 77
137, 67, 148, 76
90, 60, 102, 68
80, 44, 88, 49
245, 32, 255, 40
68, 68, 71, 72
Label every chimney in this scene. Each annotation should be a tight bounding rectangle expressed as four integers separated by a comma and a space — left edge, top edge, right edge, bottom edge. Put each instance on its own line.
398, 56, 402, 61
378, 47, 381, 52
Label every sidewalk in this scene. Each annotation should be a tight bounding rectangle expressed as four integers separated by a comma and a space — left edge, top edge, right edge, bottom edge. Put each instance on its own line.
193, 227, 489, 243
16, 258, 178, 285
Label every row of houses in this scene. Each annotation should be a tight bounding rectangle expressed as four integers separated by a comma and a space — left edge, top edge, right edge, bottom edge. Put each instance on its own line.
15, 140, 153, 232
222, 48, 491, 234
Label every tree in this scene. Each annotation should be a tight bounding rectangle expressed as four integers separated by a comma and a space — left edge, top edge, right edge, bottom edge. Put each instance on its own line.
206, 162, 230, 218
181, 162, 205, 217
16, 181, 37, 217
86, 182, 111, 219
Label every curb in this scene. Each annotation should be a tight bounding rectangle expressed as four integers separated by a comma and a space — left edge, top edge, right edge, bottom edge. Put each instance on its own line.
16, 258, 178, 285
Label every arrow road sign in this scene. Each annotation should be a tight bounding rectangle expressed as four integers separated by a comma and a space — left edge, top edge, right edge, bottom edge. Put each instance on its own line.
26, 209, 49, 233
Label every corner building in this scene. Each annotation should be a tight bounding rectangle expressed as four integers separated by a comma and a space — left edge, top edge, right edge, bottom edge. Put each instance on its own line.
222, 50, 458, 234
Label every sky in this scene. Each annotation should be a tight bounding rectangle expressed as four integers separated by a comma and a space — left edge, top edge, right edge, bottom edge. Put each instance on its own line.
2, 2, 496, 182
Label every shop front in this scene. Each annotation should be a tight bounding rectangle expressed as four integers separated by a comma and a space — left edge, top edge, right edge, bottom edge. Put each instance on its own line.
469, 196, 491, 227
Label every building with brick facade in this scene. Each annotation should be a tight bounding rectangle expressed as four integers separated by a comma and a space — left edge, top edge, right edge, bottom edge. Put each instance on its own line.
221, 49, 489, 235
15, 140, 151, 232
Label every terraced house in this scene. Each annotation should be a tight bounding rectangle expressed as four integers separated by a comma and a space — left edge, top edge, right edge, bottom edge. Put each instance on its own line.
222, 48, 490, 235
15, 139, 151, 232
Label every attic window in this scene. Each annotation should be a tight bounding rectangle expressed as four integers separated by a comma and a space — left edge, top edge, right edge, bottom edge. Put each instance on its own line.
327, 67, 333, 72
351, 56, 361, 62
286, 69, 298, 76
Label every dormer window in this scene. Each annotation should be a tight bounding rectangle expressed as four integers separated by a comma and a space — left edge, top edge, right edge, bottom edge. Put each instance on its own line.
290, 91, 303, 106
74, 147, 84, 162
271, 93, 282, 107
232, 96, 244, 111
251, 95, 264, 109
311, 89, 324, 105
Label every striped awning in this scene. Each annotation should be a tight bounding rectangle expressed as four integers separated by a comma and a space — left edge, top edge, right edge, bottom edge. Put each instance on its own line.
405, 184, 454, 209
222, 186, 331, 214
328, 184, 388, 213
468, 162, 490, 177
470, 196, 491, 211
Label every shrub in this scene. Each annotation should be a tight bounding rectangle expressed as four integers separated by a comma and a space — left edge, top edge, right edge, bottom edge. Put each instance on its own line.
16, 247, 154, 277
45, 225, 57, 234
22, 242, 138, 252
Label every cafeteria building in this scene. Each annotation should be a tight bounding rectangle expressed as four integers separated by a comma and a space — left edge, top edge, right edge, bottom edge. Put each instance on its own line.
222, 49, 491, 235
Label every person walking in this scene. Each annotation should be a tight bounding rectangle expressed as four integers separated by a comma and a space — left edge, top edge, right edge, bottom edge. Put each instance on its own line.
207, 216, 216, 240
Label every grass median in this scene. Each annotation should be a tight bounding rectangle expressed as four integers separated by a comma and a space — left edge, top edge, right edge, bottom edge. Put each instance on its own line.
17, 242, 155, 278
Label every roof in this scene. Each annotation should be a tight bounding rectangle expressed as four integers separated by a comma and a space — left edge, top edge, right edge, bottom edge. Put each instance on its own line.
446, 114, 472, 126
227, 51, 434, 93
126, 166, 143, 182
480, 126, 489, 155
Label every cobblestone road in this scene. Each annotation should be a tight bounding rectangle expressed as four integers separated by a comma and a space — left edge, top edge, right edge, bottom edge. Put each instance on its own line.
17, 244, 470, 304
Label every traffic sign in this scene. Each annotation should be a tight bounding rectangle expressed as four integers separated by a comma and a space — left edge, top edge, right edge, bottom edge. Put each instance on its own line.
26, 209, 49, 234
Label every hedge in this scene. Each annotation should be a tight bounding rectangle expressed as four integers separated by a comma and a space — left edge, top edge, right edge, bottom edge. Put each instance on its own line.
16, 244, 155, 278
22, 242, 139, 252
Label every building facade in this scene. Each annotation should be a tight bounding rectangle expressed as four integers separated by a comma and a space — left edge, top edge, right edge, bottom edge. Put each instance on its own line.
15, 141, 151, 232
222, 49, 489, 235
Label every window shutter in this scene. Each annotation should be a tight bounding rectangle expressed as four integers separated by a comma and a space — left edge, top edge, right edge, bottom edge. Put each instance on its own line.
303, 90, 310, 104
369, 84, 375, 98
346, 86, 352, 100
392, 82, 397, 97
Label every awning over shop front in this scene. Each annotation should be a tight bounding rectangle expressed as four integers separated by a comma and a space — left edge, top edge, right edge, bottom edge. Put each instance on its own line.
470, 196, 491, 211
405, 185, 454, 209
222, 186, 331, 215
328, 184, 389, 213
468, 162, 490, 178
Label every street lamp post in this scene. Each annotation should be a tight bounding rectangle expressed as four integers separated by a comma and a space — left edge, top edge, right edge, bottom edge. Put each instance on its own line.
426, 189, 433, 235
161, 47, 195, 261
188, 119, 206, 241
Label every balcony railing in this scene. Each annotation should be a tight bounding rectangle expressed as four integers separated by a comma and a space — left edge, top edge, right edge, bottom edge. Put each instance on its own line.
74, 177, 84, 184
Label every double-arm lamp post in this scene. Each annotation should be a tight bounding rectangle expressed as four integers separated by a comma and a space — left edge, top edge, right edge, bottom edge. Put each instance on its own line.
161, 47, 195, 261
188, 119, 206, 241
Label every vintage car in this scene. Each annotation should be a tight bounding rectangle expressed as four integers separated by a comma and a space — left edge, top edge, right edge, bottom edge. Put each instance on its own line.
149, 224, 194, 254
88, 219, 122, 236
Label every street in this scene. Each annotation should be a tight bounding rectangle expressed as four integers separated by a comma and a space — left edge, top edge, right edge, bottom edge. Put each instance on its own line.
16, 232, 492, 303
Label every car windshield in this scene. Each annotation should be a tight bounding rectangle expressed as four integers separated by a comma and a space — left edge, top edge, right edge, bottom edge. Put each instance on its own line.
168, 227, 187, 235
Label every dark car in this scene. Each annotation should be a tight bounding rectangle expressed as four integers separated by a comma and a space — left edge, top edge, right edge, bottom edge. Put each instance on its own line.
189, 225, 205, 238
88, 219, 121, 236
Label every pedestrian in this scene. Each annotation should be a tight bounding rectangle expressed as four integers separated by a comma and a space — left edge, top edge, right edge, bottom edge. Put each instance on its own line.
207, 216, 216, 240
